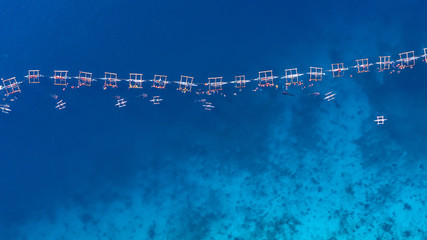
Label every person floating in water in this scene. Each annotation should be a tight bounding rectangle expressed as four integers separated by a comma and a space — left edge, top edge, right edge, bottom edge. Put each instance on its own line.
282, 91, 295, 96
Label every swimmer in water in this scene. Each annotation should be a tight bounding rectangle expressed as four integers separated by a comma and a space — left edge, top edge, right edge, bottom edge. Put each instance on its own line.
282, 91, 295, 96
136, 93, 148, 98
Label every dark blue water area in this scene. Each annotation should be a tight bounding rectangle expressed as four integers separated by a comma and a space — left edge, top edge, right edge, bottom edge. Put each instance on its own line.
0, 0, 427, 239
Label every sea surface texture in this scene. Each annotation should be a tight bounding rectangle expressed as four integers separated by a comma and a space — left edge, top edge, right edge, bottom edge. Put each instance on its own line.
1, 0, 427, 239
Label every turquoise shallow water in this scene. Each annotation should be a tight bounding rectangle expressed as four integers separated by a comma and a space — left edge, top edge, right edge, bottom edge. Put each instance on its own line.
0, 0, 427, 239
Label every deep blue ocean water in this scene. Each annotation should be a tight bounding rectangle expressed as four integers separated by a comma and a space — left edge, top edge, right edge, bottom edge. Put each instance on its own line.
1, 0, 427, 239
